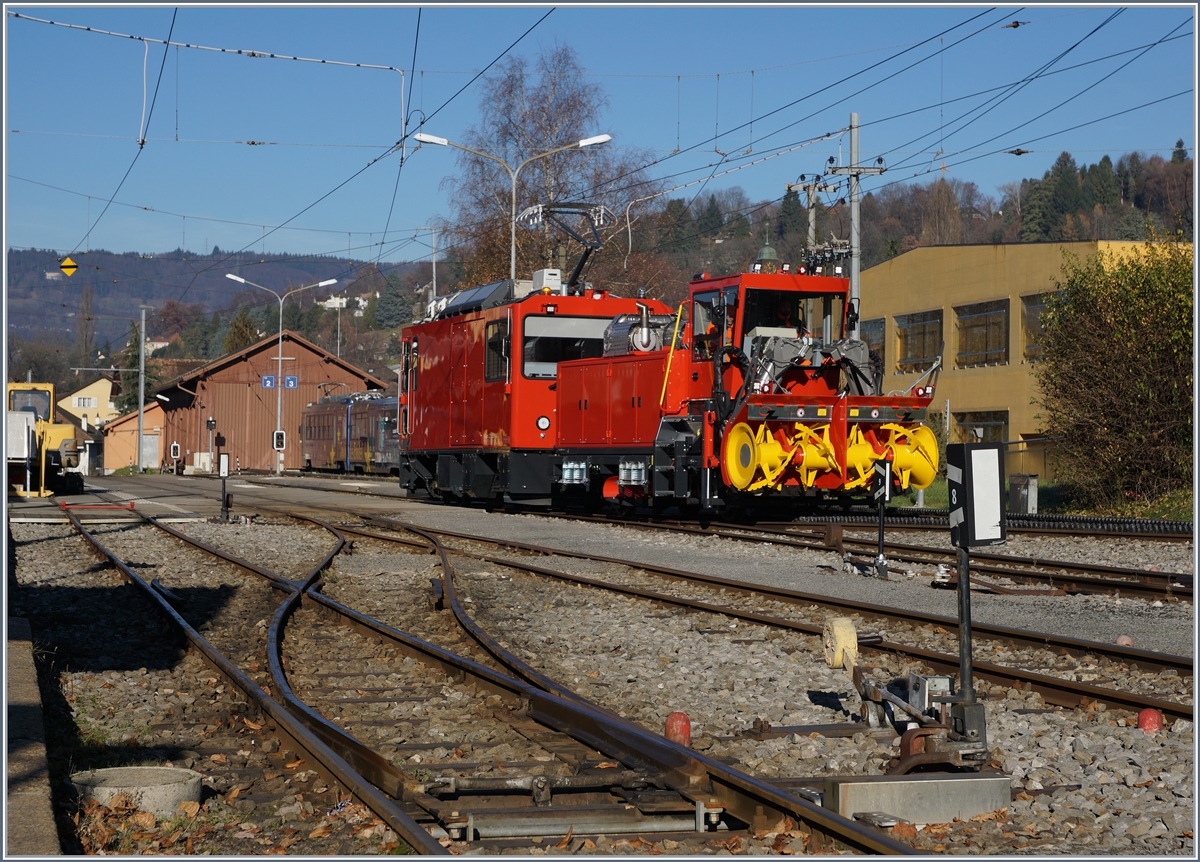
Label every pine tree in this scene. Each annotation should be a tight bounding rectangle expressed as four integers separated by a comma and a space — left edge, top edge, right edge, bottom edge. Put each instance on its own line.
697, 195, 724, 237
660, 199, 696, 251
1019, 179, 1053, 242
1172, 138, 1189, 164
376, 273, 410, 329
223, 307, 260, 354
777, 188, 805, 240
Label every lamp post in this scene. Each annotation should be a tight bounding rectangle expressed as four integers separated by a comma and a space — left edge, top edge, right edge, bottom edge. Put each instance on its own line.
225, 274, 337, 474
413, 132, 611, 281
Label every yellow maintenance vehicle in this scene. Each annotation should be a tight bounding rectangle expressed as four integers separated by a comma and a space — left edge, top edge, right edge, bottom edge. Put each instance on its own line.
7, 382, 85, 497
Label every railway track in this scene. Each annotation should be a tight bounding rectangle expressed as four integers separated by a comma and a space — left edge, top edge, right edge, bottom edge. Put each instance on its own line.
334, 515, 1192, 724
44, 493, 915, 854
525, 511, 1193, 603
19, 478, 1192, 854
273, 471, 1195, 540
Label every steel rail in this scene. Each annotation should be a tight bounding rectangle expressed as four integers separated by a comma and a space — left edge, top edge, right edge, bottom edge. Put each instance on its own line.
357, 515, 1192, 679
119, 491, 913, 851
534, 512, 1191, 601
340, 521, 1193, 725
382, 519, 917, 855
63, 510, 448, 855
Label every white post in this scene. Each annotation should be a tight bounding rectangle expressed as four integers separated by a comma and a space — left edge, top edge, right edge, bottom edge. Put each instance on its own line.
137, 305, 149, 472
276, 297, 284, 475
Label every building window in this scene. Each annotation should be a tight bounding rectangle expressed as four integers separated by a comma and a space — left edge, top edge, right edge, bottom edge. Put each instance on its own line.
954, 299, 1009, 368
73, 396, 98, 409
859, 318, 885, 370
953, 410, 1008, 444
894, 310, 942, 373
485, 319, 510, 381
1022, 294, 1048, 362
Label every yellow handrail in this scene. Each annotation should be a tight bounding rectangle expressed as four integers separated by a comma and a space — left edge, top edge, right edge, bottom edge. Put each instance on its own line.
659, 303, 686, 409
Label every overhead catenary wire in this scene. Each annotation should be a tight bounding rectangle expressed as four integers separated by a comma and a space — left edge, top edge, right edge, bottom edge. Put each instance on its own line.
68, 8, 177, 257
169, 8, 554, 305
878, 7, 1128, 176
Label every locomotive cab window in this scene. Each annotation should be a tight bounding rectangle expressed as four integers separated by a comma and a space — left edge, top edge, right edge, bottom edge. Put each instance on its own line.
692, 288, 738, 359
522, 316, 608, 379
485, 319, 510, 381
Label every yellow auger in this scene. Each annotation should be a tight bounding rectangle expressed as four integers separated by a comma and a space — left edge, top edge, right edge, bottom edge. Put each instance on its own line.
721, 420, 939, 493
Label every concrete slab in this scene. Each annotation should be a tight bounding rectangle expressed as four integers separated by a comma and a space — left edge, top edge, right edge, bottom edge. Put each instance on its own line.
6, 617, 62, 854
823, 772, 1011, 825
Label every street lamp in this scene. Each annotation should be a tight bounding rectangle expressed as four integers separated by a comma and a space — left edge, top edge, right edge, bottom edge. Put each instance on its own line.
413, 131, 612, 281
225, 273, 337, 474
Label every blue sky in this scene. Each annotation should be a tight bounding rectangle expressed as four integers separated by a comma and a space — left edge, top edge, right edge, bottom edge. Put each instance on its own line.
4, 4, 1195, 264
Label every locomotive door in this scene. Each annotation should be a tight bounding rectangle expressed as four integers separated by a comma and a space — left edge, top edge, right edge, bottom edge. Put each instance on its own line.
450, 322, 468, 445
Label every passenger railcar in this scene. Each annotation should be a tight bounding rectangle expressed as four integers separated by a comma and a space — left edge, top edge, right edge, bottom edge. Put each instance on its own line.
301, 392, 401, 475
399, 266, 940, 512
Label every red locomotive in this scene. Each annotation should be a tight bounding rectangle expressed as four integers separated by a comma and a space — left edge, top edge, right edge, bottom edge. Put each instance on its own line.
399, 260, 939, 512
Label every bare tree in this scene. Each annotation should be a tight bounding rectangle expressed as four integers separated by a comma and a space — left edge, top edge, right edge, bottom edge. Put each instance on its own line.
440, 43, 662, 291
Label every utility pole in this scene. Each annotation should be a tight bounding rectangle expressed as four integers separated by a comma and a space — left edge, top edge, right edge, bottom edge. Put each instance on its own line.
136, 305, 153, 473
827, 113, 885, 339
785, 176, 837, 250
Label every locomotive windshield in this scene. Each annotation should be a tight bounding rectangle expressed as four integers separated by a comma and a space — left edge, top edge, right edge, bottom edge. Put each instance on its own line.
744, 289, 845, 345
522, 315, 608, 379
9, 387, 51, 421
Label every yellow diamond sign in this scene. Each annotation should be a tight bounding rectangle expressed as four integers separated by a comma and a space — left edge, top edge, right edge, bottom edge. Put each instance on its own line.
60, 257, 78, 277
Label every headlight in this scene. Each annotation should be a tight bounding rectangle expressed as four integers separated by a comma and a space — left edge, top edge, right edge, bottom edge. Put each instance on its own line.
536, 416, 551, 430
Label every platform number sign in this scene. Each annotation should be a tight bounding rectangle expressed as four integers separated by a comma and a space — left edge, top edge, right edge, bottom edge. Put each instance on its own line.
947, 443, 1007, 549
283, 375, 298, 389
262, 375, 277, 389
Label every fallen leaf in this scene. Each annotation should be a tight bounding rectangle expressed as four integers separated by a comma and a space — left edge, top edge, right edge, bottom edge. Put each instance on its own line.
185, 837, 193, 854
177, 801, 200, 818
556, 826, 574, 848
970, 807, 1008, 822
309, 825, 333, 839
1013, 791, 1033, 801
595, 761, 618, 769
226, 787, 241, 802
264, 771, 281, 781
209, 753, 227, 764
129, 811, 156, 830
891, 822, 917, 839
934, 626, 947, 634
581, 838, 596, 850
243, 717, 263, 730
453, 748, 464, 758
266, 846, 287, 855
286, 759, 306, 769
585, 670, 600, 678
280, 835, 302, 849
933, 843, 946, 852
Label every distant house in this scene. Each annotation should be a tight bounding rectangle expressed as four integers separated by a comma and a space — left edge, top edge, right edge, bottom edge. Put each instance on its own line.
102, 402, 166, 473
57, 378, 120, 429
148, 330, 387, 472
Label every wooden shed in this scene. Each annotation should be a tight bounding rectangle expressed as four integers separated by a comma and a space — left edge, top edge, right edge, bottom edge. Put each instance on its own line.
152, 332, 387, 472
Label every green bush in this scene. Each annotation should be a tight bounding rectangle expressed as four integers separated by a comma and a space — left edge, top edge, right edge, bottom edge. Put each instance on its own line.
1036, 239, 1193, 507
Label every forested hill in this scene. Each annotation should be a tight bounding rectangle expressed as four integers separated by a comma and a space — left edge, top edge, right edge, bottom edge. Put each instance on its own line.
6, 247, 415, 342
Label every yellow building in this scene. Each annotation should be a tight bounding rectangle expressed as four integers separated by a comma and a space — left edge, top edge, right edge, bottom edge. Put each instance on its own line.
859, 241, 1142, 478
57, 377, 120, 430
